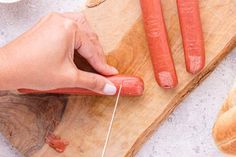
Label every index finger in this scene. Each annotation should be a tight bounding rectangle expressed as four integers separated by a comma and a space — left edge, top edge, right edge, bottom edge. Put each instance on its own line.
62, 12, 118, 76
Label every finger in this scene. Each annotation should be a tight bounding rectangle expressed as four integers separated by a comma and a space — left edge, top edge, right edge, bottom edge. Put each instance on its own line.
61, 12, 93, 32
78, 33, 118, 75
61, 12, 92, 33
74, 70, 117, 95
62, 12, 119, 75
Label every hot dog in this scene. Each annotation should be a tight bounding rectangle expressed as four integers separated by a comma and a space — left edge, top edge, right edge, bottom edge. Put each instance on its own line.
18, 75, 144, 96
177, 0, 205, 74
140, 0, 178, 88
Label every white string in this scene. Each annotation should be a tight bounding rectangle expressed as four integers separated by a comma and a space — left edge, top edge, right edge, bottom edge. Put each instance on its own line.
101, 85, 122, 157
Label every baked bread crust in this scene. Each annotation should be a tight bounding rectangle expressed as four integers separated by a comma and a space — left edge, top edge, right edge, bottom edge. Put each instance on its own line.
213, 83, 236, 154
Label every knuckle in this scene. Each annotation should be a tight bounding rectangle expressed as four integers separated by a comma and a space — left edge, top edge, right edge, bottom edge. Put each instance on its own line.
77, 13, 87, 24
89, 32, 99, 41
79, 13, 86, 19
63, 19, 78, 32
86, 53, 95, 61
88, 76, 103, 91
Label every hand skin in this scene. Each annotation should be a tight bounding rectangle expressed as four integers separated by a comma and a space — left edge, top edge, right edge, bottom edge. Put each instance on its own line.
0, 12, 118, 95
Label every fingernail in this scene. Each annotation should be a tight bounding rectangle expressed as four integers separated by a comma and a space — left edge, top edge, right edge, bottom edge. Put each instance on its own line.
110, 66, 119, 74
103, 84, 117, 95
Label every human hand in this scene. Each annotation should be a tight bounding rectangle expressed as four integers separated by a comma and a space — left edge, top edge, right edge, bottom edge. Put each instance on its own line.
0, 12, 118, 95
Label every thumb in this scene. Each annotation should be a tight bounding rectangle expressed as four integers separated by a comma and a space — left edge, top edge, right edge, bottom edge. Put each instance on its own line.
75, 70, 117, 95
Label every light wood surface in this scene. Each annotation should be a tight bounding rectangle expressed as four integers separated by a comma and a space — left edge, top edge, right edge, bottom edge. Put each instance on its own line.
0, 92, 67, 156
0, 0, 235, 157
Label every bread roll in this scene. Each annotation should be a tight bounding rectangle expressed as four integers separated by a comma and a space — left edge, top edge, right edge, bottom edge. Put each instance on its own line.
213, 82, 236, 154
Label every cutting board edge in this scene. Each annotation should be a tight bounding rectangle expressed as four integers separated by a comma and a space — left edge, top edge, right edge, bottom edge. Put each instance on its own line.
125, 36, 236, 157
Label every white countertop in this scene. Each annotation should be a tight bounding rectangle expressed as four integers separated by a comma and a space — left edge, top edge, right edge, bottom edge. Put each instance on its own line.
136, 49, 236, 157
0, 1, 235, 157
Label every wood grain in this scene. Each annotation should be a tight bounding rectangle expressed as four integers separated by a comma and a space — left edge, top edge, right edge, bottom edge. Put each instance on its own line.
1, 0, 235, 156
0, 92, 67, 156
32, 0, 236, 156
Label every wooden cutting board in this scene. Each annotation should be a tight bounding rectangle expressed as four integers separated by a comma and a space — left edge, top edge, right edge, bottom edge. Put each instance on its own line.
0, 0, 235, 157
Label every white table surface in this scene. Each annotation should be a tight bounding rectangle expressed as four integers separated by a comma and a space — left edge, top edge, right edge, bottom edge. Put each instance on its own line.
0, 1, 235, 157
